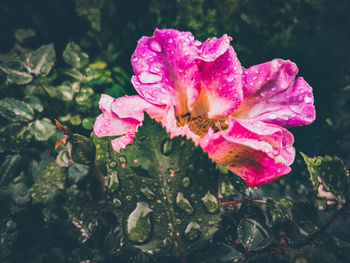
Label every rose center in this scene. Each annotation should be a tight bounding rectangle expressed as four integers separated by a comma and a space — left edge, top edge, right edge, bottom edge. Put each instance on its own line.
175, 113, 228, 137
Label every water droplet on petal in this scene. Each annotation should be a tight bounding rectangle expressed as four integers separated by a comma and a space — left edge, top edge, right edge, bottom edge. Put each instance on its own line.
176, 192, 194, 214
201, 191, 219, 214
132, 56, 138, 62
304, 95, 313, 103
140, 186, 155, 200
268, 113, 277, 120
161, 139, 172, 156
138, 72, 162, 84
126, 202, 153, 244
182, 177, 190, 188
184, 222, 201, 241
226, 74, 235, 82
150, 40, 162, 52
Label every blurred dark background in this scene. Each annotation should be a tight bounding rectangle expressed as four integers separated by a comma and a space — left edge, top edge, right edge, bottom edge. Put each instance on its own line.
1, 0, 350, 191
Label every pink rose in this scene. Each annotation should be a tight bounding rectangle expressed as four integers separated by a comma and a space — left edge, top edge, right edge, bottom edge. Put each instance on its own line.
94, 29, 315, 187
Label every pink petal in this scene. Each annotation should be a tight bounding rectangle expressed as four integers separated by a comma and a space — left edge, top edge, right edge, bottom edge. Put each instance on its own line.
160, 106, 201, 144
131, 29, 200, 114
93, 94, 140, 137
111, 134, 134, 153
234, 77, 316, 127
200, 117, 295, 187
242, 59, 298, 98
111, 95, 165, 122
195, 35, 243, 118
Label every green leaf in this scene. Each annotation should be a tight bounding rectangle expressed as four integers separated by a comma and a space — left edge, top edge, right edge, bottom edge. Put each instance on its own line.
0, 155, 22, 187
301, 153, 350, 206
14, 28, 36, 43
0, 123, 32, 152
27, 44, 56, 77
82, 117, 95, 130
237, 218, 271, 251
29, 118, 56, 141
68, 163, 89, 184
105, 114, 220, 256
24, 96, 44, 112
0, 97, 34, 122
266, 197, 293, 225
0, 219, 18, 260
31, 160, 66, 203
63, 42, 89, 69
69, 134, 96, 165
0, 60, 33, 84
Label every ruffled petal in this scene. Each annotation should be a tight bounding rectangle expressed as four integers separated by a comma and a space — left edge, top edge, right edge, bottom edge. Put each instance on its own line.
195, 35, 243, 118
93, 94, 140, 137
234, 77, 316, 127
242, 59, 298, 98
200, 117, 295, 187
111, 95, 165, 122
131, 29, 200, 114
111, 134, 134, 153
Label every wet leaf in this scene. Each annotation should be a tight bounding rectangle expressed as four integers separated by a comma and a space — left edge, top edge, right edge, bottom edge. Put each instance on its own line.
101, 114, 220, 256
301, 153, 350, 206
0, 97, 34, 122
0, 155, 22, 187
0, 123, 32, 152
27, 44, 55, 77
0, 60, 33, 84
237, 218, 271, 251
29, 118, 56, 141
63, 42, 89, 69
68, 163, 89, 184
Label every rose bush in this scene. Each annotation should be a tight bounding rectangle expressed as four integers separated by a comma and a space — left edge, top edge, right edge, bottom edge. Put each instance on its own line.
94, 29, 315, 187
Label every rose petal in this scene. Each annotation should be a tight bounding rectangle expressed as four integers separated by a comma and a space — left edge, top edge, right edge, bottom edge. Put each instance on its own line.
131, 29, 200, 114
111, 95, 165, 122
195, 35, 243, 118
200, 117, 295, 187
111, 134, 134, 153
93, 94, 140, 137
234, 77, 316, 127
242, 59, 298, 98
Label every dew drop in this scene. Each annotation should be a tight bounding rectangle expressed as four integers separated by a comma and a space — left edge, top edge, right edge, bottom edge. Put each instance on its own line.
138, 72, 162, 84
188, 164, 194, 171
176, 192, 194, 214
219, 181, 235, 198
161, 139, 172, 156
201, 191, 219, 214
304, 95, 313, 103
126, 202, 153, 244
226, 74, 235, 82
118, 155, 127, 165
112, 198, 122, 208
140, 186, 155, 200
268, 113, 277, 120
182, 177, 190, 188
109, 161, 117, 168
150, 40, 162, 52
175, 218, 182, 225
126, 195, 133, 201
184, 222, 201, 241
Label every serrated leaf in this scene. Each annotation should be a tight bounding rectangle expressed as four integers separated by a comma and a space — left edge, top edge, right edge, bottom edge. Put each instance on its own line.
0, 97, 34, 122
27, 44, 55, 77
105, 114, 220, 256
63, 42, 89, 69
0, 60, 33, 84
301, 153, 350, 205
237, 218, 271, 251
31, 160, 66, 203
0, 123, 32, 152
29, 118, 56, 141
266, 197, 293, 225
0, 155, 22, 187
